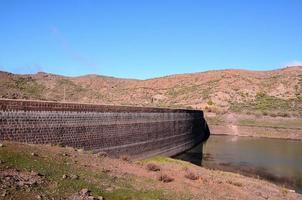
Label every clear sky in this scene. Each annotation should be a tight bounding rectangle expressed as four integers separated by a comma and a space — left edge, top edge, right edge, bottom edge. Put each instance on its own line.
1, 0, 302, 79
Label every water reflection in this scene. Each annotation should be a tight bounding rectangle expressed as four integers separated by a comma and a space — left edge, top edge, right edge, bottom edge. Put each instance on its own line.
175, 135, 302, 193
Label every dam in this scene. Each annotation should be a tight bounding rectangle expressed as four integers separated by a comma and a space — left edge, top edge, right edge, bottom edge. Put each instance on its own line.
0, 99, 210, 159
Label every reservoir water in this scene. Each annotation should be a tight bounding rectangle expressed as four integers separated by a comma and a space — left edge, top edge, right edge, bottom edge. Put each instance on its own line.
175, 135, 302, 193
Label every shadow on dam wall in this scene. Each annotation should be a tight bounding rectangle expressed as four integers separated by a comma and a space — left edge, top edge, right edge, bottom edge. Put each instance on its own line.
0, 99, 210, 159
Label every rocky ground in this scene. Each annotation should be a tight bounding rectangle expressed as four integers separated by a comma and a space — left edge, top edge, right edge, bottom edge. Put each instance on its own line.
0, 142, 301, 200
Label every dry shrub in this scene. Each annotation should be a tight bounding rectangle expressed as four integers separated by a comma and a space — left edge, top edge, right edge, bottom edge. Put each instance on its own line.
205, 106, 220, 113
245, 111, 252, 115
227, 180, 243, 187
269, 113, 277, 117
97, 151, 108, 158
158, 174, 174, 183
184, 171, 199, 180
277, 112, 290, 118
146, 163, 161, 171
204, 106, 212, 112
120, 155, 131, 162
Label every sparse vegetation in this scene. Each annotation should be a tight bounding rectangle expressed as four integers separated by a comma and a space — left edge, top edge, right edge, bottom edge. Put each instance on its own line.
230, 93, 302, 117
14, 77, 45, 99
141, 156, 190, 166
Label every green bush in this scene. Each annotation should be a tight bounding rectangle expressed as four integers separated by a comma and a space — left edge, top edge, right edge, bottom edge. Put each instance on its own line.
207, 100, 214, 105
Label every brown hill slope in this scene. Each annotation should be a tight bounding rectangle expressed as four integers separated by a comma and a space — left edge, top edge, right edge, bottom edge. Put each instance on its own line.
1, 66, 302, 116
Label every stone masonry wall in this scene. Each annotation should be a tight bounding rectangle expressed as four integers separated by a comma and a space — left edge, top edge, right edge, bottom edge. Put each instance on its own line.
0, 99, 209, 159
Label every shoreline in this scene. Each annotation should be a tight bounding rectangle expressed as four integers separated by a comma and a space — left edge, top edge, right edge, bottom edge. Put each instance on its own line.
202, 162, 301, 194
211, 132, 302, 141
206, 113, 302, 140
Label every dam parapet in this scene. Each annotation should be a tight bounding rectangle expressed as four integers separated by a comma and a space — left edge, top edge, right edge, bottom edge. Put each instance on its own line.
0, 99, 209, 159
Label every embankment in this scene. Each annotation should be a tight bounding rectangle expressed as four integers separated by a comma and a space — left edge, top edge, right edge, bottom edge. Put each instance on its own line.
210, 124, 302, 140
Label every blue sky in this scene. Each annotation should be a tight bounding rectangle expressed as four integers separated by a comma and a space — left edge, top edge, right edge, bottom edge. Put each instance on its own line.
0, 0, 302, 79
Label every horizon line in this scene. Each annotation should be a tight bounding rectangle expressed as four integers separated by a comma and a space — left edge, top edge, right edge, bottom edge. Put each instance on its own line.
1, 65, 301, 81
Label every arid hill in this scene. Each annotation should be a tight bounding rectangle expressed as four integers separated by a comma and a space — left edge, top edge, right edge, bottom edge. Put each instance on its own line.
1, 66, 302, 116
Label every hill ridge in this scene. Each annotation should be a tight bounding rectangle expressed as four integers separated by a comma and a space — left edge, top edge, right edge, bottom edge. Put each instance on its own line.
1, 66, 302, 116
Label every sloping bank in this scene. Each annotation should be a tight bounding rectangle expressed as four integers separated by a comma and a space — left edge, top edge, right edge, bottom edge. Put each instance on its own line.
0, 142, 301, 200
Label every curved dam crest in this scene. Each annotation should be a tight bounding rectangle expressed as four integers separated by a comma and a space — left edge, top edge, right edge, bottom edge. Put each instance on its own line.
0, 99, 209, 159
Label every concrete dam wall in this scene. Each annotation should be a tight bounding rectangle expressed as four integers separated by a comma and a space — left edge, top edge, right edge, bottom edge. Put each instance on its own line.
0, 99, 210, 159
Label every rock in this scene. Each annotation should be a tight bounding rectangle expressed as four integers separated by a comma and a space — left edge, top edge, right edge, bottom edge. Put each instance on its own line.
36, 195, 42, 199
31, 171, 43, 177
18, 181, 25, 186
102, 169, 111, 173
105, 187, 113, 192
80, 188, 90, 196
97, 196, 104, 200
62, 174, 68, 179
88, 196, 94, 200
77, 149, 84, 153
31, 152, 38, 156
62, 153, 69, 157
151, 94, 167, 103
0, 160, 4, 164
1, 190, 7, 197
0, 143, 4, 147
97, 151, 108, 158
70, 174, 79, 180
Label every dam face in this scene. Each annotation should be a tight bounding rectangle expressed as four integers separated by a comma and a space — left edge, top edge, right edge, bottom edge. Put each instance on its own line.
0, 99, 209, 159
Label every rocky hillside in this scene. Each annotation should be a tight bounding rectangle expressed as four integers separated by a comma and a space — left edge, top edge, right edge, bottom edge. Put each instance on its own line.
1, 66, 302, 116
